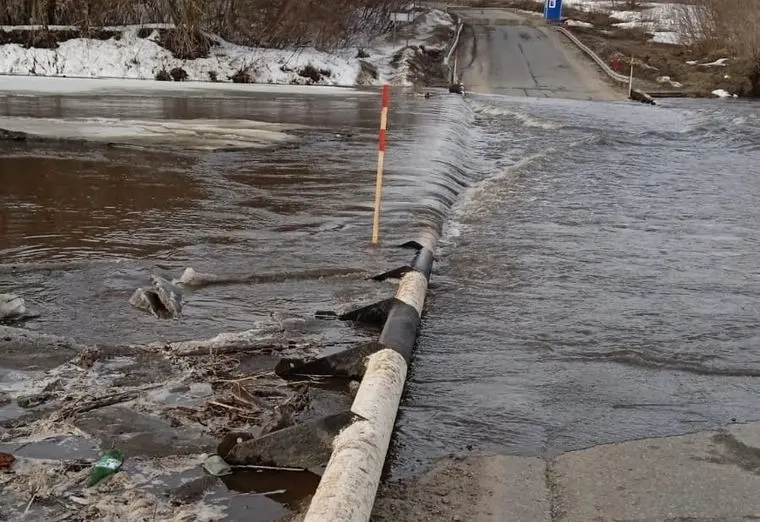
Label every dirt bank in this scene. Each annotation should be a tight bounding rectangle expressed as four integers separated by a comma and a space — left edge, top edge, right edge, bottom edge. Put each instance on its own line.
0, 8, 456, 87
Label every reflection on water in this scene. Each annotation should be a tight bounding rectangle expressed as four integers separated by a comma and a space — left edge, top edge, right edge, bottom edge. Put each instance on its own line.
1, 150, 199, 260
0, 116, 302, 150
222, 468, 322, 508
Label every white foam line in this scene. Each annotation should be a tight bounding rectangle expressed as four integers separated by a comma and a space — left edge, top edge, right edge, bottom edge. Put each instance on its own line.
0, 74, 371, 96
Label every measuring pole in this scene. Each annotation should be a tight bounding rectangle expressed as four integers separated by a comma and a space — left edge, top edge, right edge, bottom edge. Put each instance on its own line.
372, 84, 390, 246
628, 55, 634, 98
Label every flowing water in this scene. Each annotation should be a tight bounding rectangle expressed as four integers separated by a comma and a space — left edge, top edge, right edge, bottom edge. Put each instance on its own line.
0, 89, 473, 346
390, 95, 760, 477
2, 85, 759, 514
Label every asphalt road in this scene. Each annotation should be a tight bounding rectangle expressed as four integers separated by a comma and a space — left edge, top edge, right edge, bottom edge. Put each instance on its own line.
376, 421, 760, 521
451, 8, 618, 100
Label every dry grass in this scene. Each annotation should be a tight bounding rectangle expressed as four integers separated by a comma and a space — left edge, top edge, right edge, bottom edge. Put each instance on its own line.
0, 0, 406, 54
675, 0, 760, 95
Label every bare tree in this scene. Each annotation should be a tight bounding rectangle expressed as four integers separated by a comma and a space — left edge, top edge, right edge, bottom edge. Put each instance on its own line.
676, 0, 760, 95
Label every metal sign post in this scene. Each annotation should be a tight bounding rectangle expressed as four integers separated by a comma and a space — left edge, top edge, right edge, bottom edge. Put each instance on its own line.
391, 11, 413, 48
629, 55, 634, 98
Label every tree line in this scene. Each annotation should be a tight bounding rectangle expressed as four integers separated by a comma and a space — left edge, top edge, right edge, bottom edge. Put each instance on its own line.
1, 0, 406, 51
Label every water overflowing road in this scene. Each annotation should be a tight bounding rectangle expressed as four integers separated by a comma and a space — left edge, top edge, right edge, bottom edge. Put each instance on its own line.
0, 84, 482, 520
390, 95, 760, 479
1, 68, 759, 522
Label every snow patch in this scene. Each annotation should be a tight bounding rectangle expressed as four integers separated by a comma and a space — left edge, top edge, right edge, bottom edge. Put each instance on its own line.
701, 58, 729, 67
0, 9, 456, 87
565, 20, 594, 28
562, 1, 684, 45
656, 75, 683, 88
360, 9, 456, 86
712, 89, 737, 98
651, 31, 680, 45
0, 29, 360, 85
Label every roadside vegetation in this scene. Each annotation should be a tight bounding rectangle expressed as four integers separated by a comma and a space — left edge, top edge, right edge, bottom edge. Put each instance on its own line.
463, 0, 759, 97
0, 0, 405, 58
676, 0, 760, 96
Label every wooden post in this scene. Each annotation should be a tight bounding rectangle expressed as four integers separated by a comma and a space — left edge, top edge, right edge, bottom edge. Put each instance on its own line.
372, 84, 390, 246
628, 55, 634, 98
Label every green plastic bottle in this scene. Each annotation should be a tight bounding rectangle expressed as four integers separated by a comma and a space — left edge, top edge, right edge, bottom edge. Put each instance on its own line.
88, 449, 124, 487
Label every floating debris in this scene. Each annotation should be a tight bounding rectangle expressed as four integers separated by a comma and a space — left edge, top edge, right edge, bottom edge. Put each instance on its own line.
202, 455, 232, 477
0, 293, 27, 321
129, 273, 184, 319
88, 449, 124, 487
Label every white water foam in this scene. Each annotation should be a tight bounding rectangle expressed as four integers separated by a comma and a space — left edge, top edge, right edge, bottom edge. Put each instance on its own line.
440, 110, 601, 245
470, 100, 563, 131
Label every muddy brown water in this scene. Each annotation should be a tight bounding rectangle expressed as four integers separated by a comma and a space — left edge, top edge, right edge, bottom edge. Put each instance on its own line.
0, 86, 479, 520
2, 87, 760, 519
0, 90, 473, 346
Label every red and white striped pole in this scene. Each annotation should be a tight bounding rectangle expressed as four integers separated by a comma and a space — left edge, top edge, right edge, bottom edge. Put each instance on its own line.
372, 84, 390, 246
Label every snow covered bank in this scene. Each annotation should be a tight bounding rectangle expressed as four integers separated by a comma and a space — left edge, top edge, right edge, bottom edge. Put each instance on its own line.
560, 0, 683, 45
0, 8, 455, 87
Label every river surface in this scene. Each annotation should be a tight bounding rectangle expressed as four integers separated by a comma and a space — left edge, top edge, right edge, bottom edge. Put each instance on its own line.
0, 88, 472, 347
2, 85, 759, 512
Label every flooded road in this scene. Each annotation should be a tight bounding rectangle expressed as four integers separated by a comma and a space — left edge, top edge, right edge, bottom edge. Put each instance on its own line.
2, 82, 760, 519
0, 85, 481, 520
390, 95, 760, 477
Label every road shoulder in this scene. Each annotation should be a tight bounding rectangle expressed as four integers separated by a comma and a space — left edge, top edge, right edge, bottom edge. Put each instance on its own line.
373, 421, 760, 521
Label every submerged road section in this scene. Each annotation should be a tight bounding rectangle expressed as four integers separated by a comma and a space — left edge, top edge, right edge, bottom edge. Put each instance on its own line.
452, 8, 618, 100
373, 6, 760, 522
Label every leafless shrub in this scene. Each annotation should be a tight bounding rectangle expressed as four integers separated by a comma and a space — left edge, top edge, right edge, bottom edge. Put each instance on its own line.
229, 64, 253, 83
155, 67, 171, 80
676, 0, 760, 95
1, 0, 405, 52
169, 65, 187, 80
